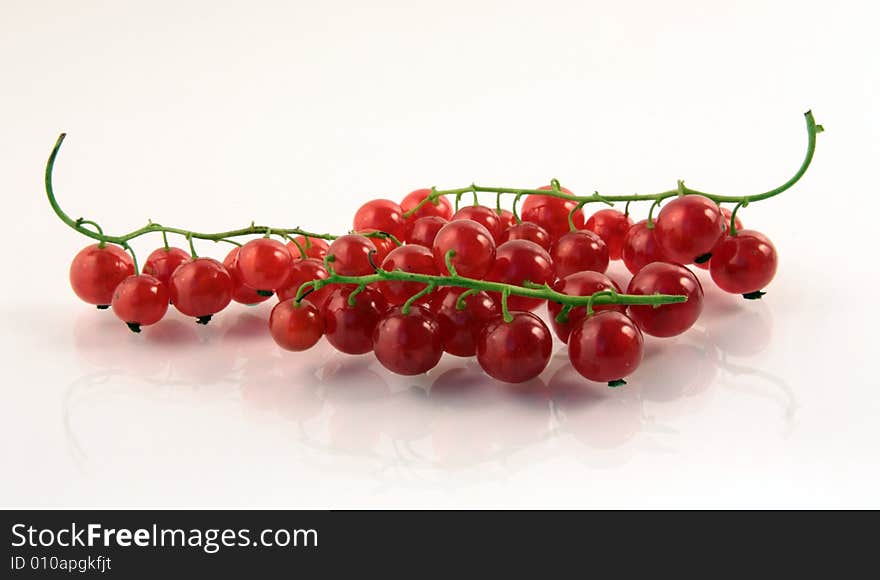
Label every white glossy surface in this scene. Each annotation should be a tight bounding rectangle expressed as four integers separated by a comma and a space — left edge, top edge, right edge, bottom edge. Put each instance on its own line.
2, 0, 878, 508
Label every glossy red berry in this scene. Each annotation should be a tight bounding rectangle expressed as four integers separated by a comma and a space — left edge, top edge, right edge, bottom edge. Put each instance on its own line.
287, 236, 329, 261
547, 271, 624, 343
111, 274, 170, 332
406, 216, 448, 248
627, 262, 703, 337
429, 287, 499, 357
373, 306, 443, 375
621, 220, 669, 275
142, 247, 191, 287
694, 207, 743, 270
709, 230, 778, 295
432, 220, 496, 279
486, 240, 554, 311
452, 205, 504, 243
550, 230, 609, 278
353, 199, 407, 241
321, 285, 387, 354
500, 221, 551, 250
585, 209, 632, 260
223, 247, 270, 305
168, 258, 234, 323
401, 188, 453, 221
477, 312, 552, 383
327, 234, 378, 276
378, 245, 438, 305
568, 311, 644, 384
360, 231, 397, 264
69, 244, 135, 306
497, 209, 517, 229
654, 195, 726, 264
237, 238, 293, 292
269, 299, 324, 351
275, 258, 332, 308
521, 185, 585, 240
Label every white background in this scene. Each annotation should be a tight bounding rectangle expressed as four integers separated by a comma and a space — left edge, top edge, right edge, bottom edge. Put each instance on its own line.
1, 0, 878, 508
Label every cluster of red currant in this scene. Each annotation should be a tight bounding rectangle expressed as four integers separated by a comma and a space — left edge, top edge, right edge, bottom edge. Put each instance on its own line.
50, 112, 822, 388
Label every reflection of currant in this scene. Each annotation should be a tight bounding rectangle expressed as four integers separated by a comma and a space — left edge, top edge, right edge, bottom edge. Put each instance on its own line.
50, 112, 821, 387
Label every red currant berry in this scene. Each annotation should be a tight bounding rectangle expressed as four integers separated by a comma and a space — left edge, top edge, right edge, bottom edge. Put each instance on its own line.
550, 230, 609, 278
547, 271, 624, 343
406, 216, 448, 248
432, 221, 496, 279
693, 207, 743, 270
568, 311, 644, 384
429, 287, 499, 357
477, 312, 552, 383
401, 188, 453, 221
111, 274, 170, 332
585, 209, 633, 260
321, 285, 387, 354
359, 230, 397, 264
621, 220, 669, 275
521, 185, 585, 240
142, 247, 191, 287
709, 230, 778, 295
168, 258, 234, 324
627, 262, 703, 337
223, 247, 270, 305
69, 244, 135, 307
237, 238, 293, 292
486, 240, 554, 311
275, 258, 332, 308
327, 234, 378, 276
269, 299, 324, 351
498, 209, 517, 229
287, 235, 329, 261
353, 199, 407, 241
654, 195, 726, 264
373, 305, 443, 375
500, 221, 551, 250
452, 205, 504, 243
378, 245, 438, 305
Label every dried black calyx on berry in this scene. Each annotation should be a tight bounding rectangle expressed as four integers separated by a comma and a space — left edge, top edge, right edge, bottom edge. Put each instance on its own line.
693, 253, 712, 264
256, 290, 273, 297
742, 290, 766, 300
126, 322, 141, 333
607, 379, 627, 388
96, 304, 110, 310
196, 315, 213, 325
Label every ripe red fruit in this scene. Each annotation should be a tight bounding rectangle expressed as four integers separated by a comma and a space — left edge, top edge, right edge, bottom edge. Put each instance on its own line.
477, 312, 552, 383
321, 285, 387, 354
360, 231, 397, 264
353, 199, 407, 241
269, 299, 324, 351
694, 207, 743, 270
275, 258, 332, 308
521, 185, 585, 240
547, 271, 624, 343
585, 209, 632, 260
69, 243, 135, 306
654, 195, 726, 264
168, 258, 234, 323
550, 230, 609, 278
237, 238, 293, 292
373, 306, 443, 375
223, 247, 271, 305
429, 287, 499, 357
500, 221, 551, 250
287, 236, 329, 261
378, 245, 438, 305
627, 262, 703, 337
568, 311, 644, 383
401, 188, 453, 221
327, 234, 378, 276
621, 220, 669, 275
406, 216, 448, 248
485, 240, 554, 311
142, 247, 191, 287
432, 221, 496, 279
452, 205, 504, 243
111, 274, 170, 332
497, 209, 517, 229
709, 230, 778, 295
